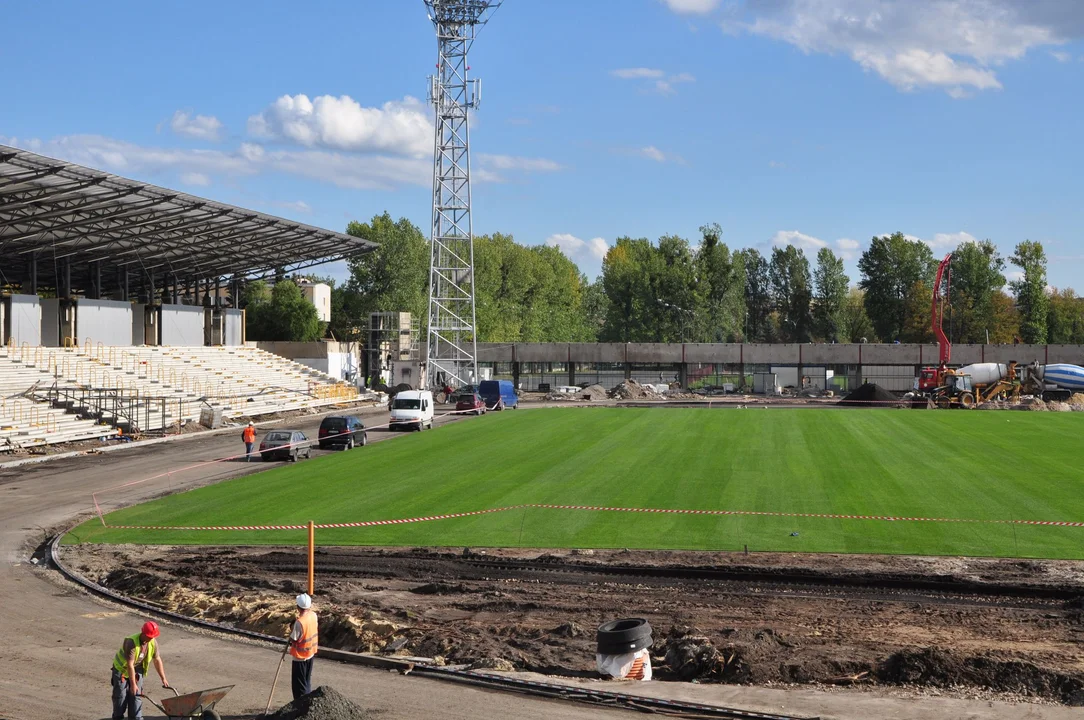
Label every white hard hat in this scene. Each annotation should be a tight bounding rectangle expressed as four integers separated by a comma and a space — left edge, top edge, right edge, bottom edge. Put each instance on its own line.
248, 421, 254, 426
296, 593, 312, 609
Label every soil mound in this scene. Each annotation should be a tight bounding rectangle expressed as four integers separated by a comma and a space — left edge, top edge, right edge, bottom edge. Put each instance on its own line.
662, 631, 721, 681
879, 648, 1084, 705
1048, 401, 1073, 412
1018, 397, 1048, 411
610, 379, 663, 400
265, 685, 374, 720
578, 384, 607, 401
1069, 393, 1084, 410
839, 383, 898, 407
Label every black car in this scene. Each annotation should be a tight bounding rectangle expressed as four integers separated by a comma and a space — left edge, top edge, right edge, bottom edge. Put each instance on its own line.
259, 430, 312, 462
318, 415, 368, 449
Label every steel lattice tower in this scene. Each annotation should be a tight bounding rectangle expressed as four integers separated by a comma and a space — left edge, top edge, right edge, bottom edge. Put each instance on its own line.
423, 0, 501, 390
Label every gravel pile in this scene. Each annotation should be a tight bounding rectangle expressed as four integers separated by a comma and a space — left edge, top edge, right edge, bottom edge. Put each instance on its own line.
610, 379, 663, 400
265, 686, 373, 720
1069, 393, 1084, 410
578, 384, 607, 401
839, 383, 899, 407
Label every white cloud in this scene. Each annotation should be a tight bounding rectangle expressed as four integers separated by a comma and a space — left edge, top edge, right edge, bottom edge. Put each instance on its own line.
170, 111, 224, 141
629, 145, 685, 164
611, 68, 666, 80
768, 160, 786, 168
179, 172, 211, 186
928, 230, 979, 249
612, 68, 696, 95
1051, 50, 1073, 62
1005, 269, 1025, 283
771, 230, 827, 251
723, 0, 1084, 96
641, 146, 667, 162
248, 94, 432, 157
835, 237, 861, 260
545, 233, 611, 262
3, 130, 561, 193
662, 0, 720, 14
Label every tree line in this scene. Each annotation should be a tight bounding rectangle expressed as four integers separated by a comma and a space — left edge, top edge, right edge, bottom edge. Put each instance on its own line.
247, 212, 1084, 346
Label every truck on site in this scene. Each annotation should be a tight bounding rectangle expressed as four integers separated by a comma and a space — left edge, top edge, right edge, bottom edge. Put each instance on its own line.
918, 253, 1084, 407
478, 379, 518, 410
389, 389, 434, 430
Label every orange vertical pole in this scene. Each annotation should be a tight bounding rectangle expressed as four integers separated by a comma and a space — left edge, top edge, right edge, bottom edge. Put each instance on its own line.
307, 520, 315, 596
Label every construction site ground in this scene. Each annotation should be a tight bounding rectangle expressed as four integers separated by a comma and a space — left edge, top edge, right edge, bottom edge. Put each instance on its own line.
3, 402, 1083, 719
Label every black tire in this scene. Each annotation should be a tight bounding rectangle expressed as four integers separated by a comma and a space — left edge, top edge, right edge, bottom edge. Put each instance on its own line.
597, 618, 652, 644
597, 635, 653, 655
360, 432, 368, 446
346, 437, 354, 451
202, 710, 222, 720
290, 451, 298, 462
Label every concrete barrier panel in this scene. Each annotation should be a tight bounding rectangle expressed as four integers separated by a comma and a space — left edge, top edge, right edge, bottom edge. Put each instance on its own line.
1047, 345, 1084, 364
683, 343, 741, 364
223, 309, 243, 346
801, 344, 860, 365
74, 299, 133, 347
983, 344, 1044, 364
6, 294, 41, 346
476, 342, 514, 362
627, 343, 682, 363
516, 342, 569, 363
743, 343, 799, 364
950, 344, 984, 365
860, 344, 922, 365
569, 343, 625, 363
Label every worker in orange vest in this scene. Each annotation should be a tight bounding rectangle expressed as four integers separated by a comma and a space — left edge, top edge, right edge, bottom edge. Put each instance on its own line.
288, 593, 319, 699
242, 421, 256, 462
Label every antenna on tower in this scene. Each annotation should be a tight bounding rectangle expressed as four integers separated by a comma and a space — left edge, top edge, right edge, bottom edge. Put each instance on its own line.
422, 0, 503, 391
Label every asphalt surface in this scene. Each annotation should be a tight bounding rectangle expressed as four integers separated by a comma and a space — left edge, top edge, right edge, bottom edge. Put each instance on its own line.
2, 403, 1079, 720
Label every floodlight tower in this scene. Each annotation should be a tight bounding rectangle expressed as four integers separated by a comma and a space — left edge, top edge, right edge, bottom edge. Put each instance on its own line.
423, 0, 501, 390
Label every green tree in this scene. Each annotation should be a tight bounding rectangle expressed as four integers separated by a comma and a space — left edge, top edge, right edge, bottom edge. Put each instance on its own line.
812, 248, 849, 342
736, 248, 773, 342
244, 279, 323, 341
1009, 240, 1049, 344
1046, 288, 1084, 344
695, 223, 746, 342
580, 281, 606, 341
344, 212, 430, 331
839, 288, 876, 342
769, 245, 813, 342
653, 234, 698, 342
600, 237, 654, 342
858, 232, 936, 342
949, 240, 1006, 343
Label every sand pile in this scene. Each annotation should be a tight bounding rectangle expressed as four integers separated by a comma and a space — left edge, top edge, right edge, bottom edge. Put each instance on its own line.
1018, 397, 1048, 411
1069, 393, 1084, 411
578, 384, 607, 401
1048, 401, 1073, 412
610, 379, 663, 400
265, 686, 373, 720
839, 383, 898, 407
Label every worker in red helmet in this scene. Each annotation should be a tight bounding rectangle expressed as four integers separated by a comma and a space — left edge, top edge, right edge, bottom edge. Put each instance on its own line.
111, 621, 170, 720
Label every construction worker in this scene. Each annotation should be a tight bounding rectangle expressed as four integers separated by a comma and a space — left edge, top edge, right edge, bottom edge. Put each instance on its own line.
111, 621, 170, 720
242, 421, 256, 461
288, 593, 319, 700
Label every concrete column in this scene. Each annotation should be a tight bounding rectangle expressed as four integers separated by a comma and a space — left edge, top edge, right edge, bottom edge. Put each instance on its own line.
28, 253, 38, 295
121, 268, 129, 301
679, 363, 688, 389
147, 272, 156, 305
568, 363, 576, 387
89, 261, 101, 300
624, 363, 632, 381
61, 258, 72, 298
214, 277, 222, 308
202, 278, 211, 307
512, 361, 520, 389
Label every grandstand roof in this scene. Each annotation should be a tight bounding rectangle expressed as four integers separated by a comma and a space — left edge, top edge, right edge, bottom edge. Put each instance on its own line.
0, 144, 376, 292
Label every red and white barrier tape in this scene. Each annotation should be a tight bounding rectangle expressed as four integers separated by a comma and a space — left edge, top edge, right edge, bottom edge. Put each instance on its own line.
99, 502, 1084, 532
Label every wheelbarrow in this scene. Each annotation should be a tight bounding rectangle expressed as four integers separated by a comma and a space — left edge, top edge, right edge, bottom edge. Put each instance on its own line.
140, 685, 234, 720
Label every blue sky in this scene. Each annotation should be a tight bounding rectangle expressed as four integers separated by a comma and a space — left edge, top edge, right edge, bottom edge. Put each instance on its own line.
2, 0, 1083, 290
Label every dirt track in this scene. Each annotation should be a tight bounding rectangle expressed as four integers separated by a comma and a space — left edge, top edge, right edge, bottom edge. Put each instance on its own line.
5, 403, 1084, 719
66, 544, 1084, 706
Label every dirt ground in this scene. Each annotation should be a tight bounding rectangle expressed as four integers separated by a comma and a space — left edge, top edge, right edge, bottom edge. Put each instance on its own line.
65, 544, 1084, 707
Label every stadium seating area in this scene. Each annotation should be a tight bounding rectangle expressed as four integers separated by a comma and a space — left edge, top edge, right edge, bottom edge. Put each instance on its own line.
0, 343, 359, 450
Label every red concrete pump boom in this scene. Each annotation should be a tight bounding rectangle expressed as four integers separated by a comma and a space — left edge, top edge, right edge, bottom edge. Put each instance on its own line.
932, 253, 952, 365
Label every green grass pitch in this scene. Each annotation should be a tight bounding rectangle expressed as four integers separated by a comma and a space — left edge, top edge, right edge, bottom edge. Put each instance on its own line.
68, 407, 1084, 559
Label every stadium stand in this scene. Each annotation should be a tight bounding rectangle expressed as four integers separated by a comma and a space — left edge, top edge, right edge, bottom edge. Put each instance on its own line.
0, 341, 359, 449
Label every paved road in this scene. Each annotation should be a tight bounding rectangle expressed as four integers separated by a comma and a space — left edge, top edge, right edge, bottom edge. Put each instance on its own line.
0, 407, 642, 720
1, 404, 1077, 720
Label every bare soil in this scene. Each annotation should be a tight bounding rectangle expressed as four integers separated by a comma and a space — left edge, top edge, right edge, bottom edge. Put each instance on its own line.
65, 545, 1084, 706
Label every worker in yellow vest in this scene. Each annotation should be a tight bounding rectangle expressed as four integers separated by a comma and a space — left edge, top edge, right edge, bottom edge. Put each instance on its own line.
288, 593, 319, 699
111, 621, 170, 720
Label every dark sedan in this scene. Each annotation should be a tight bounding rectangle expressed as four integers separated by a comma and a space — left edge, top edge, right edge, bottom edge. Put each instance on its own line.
455, 392, 487, 415
259, 430, 312, 462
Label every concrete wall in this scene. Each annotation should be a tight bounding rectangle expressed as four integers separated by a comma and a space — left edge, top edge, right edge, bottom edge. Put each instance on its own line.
5, 295, 42, 346
257, 340, 362, 381
40, 298, 61, 347
223, 309, 244, 346
300, 283, 331, 323
159, 305, 205, 346
131, 303, 147, 345
74, 299, 133, 347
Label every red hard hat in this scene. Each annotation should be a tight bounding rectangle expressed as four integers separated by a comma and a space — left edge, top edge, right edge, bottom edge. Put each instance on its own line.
141, 621, 160, 639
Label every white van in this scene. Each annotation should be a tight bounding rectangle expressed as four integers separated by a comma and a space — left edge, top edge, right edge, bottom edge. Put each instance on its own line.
389, 390, 434, 431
